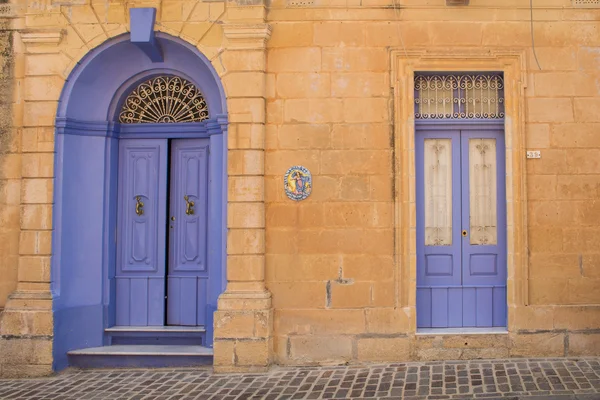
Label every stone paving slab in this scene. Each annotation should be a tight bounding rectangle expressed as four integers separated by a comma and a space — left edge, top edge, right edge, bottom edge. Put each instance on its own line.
0, 358, 599, 399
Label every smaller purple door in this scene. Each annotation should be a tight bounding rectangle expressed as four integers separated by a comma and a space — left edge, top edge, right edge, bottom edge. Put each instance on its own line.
416, 129, 506, 328
115, 139, 168, 326
167, 139, 210, 326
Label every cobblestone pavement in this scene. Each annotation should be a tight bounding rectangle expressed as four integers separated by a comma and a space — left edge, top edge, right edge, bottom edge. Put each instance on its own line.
1, 358, 600, 400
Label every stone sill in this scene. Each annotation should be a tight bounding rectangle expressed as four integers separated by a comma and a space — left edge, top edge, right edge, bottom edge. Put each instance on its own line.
416, 327, 508, 335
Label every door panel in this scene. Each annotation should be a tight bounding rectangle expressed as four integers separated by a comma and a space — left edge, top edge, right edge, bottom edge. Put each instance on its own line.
461, 132, 506, 287
115, 139, 168, 326
167, 139, 209, 326
417, 129, 507, 328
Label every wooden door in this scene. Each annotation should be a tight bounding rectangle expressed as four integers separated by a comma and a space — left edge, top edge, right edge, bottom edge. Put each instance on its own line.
166, 138, 210, 326
416, 129, 507, 328
115, 139, 168, 326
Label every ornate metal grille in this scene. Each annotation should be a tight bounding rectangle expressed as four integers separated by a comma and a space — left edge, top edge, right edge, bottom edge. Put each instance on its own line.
119, 76, 209, 124
414, 74, 504, 120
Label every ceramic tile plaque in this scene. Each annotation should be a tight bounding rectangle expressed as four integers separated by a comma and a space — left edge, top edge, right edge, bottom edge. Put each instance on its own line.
284, 166, 312, 201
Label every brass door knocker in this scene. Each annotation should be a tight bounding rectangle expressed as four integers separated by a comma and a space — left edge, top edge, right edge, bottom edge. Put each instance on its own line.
184, 195, 195, 215
135, 196, 144, 216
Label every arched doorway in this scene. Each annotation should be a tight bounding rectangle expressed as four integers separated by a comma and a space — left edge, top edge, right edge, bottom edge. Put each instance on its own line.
51, 33, 227, 370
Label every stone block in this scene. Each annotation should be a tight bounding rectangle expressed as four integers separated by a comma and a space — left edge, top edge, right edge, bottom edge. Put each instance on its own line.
283, 99, 343, 123
528, 278, 569, 305
228, 98, 265, 124
331, 123, 391, 150
229, 123, 266, 150
227, 255, 264, 282
342, 98, 388, 123
265, 228, 298, 254
214, 311, 257, 338
23, 76, 64, 102
526, 47, 577, 71
527, 98, 573, 123
289, 335, 353, 362
577, 46, 600, 70
330, 281, 371, 308
297, 228, 393, 255
365, 308, 410, 334
235, 339, 271, 367
228, 176, 264, 202
574, 98, 600, 122
20, 205, 52, 230
370, 281, 394, 307
320, 150, 391, 175
21, 153, 54, 178
557, 175, 600, 200
221, 50, 266, 72
227, 228, 264, 255
277, 123, 331, 149
550, 123, 600, 148
268, 281, 327, 309
313, 22, 365, 47
269, 22, 314, 47
442, 335, 509, 349
267, 254, 340, 281
322, 47, 387, 72
17, 256, 50, 282
565, 149, 600, 174
275, 309, 366, 335
526, 175, 557, 200
264, 150, 320, 176
554, 306, 600, 330
510, 332, 565, 357
228, 149, 264, 175
534, 72, 599, 97
324, 203, 391, 228
223, 72, 266, 98
213, 339, 235, 366
228, 202, 265, 229
357, 337, 410, 361
21, 179, 53, 204
340, 176, 370, 201
268, 48, 321, 72
526, 124, 550, 148
276, 73, 330, 99
568, 333, 600, 356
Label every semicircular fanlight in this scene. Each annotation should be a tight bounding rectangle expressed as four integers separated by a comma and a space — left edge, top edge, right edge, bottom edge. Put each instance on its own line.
118, 75, 209, 124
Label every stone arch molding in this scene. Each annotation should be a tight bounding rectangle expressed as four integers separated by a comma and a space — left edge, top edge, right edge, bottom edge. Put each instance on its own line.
51, 32, 228, 371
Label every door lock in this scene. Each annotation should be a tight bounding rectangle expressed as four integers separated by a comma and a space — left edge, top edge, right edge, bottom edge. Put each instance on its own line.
462, 230, 468, 237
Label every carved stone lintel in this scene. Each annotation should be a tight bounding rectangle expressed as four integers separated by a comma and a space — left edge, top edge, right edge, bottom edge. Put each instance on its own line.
223, 24, 272, 50
21, 29, 64, 46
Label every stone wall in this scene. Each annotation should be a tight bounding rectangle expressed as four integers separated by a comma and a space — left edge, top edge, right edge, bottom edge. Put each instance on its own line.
0, 0, 599, 377
264, 0, 600, 364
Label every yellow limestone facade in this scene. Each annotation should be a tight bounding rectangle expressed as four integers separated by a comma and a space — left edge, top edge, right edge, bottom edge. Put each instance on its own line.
1, 0, 600, 377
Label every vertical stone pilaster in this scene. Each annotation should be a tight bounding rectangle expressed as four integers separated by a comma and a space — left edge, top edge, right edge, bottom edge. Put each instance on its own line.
0, 28, 63, 378
213, 21, 272, 373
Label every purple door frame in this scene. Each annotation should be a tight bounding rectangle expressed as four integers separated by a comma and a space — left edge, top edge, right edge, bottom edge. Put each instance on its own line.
51, 33, 227, 371
416, 121, 507, 329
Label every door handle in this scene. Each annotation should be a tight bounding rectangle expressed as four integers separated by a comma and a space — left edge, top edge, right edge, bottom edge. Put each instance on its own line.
462, 230, 468, 237
184, 195, 195, 215
135, 196, 144, 216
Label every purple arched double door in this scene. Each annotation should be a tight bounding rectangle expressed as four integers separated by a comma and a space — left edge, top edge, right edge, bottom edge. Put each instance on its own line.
115, 137, 210, 327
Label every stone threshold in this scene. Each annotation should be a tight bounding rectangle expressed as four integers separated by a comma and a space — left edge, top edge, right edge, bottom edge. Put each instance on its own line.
416, 327, 508, 335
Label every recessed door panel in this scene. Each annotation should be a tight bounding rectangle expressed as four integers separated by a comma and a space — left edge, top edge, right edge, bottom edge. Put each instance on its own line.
115, 139, 168, 326
167, 139, 209, 326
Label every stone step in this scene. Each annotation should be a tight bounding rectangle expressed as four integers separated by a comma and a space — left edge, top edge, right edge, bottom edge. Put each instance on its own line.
106, 325, 207, 346
68, 345, 213, 369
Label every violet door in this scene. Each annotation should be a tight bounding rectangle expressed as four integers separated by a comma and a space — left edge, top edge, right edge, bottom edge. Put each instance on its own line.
167, 139, 210, 326
416, 129, 507, 328
115, 139, 168, 326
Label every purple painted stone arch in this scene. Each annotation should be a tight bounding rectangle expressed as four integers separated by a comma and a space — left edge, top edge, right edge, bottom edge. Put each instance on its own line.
51, 32, 228, 371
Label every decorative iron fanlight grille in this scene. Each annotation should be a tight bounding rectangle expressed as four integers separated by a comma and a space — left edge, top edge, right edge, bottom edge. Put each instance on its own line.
414, 74, 504, 120
119, 76, 209, 124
